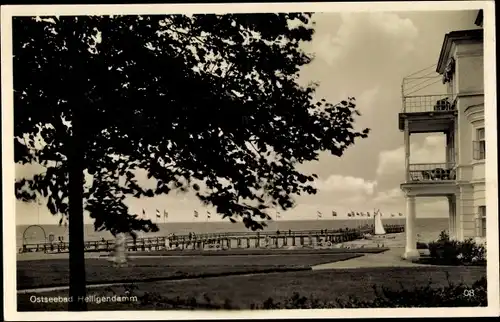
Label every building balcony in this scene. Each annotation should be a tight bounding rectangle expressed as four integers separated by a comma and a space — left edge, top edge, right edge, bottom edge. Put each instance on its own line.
401, 162, 459, 197
402, 94, 456, 113
399, 94, 457, 133
406, 162, 457, 183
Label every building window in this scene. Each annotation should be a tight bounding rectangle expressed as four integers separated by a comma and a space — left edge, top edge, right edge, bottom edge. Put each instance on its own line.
443, 57, 455, 84
478, 206, 486, 237
473, 128, 486, 160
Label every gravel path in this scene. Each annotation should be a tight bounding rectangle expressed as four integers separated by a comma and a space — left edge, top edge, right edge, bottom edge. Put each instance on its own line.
311, 247, 429, 270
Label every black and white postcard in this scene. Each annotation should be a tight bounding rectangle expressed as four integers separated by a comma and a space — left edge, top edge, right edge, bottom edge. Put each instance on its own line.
2, 1, 498, 320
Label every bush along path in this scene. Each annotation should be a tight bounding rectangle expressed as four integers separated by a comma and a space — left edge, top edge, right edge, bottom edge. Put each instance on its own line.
256, 276, 487, 309
19, 274, 487, 310
416, 231, 486, 266
130, 275, 488, 309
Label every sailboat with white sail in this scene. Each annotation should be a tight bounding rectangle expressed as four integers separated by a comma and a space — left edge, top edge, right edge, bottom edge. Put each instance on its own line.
373, 209, 386, 235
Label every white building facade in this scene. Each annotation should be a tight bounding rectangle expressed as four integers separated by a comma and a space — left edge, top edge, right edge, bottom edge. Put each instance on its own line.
399, 14, 485, 260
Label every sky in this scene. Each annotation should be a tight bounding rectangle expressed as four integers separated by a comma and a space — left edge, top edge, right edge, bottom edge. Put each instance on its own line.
14, 9, 482, 225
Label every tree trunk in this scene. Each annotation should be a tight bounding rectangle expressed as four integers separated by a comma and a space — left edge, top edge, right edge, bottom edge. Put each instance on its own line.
113, 233, 128, 267
68, 101, 87, 311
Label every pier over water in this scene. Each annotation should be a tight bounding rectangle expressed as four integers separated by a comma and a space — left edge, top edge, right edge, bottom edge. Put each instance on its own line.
19, 225, 404, 254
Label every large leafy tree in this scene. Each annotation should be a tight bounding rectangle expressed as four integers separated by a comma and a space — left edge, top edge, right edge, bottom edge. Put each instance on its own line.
13, 14, 369, 310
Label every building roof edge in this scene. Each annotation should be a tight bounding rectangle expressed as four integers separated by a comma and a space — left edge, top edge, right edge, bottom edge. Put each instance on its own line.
436, 29, 483, 74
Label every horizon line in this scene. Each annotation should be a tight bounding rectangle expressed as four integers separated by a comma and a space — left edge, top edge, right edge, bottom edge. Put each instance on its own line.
15, 216, 447, 226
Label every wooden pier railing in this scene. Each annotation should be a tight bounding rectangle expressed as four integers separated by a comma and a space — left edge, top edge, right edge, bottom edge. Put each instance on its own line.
19, 225, 404, 254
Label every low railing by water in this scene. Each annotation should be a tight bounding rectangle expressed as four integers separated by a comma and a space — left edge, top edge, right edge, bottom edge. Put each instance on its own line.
19, 225, 405, 254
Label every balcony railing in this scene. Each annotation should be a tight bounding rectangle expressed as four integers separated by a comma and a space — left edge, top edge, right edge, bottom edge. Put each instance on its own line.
407, 162, 457, 182
402, 94, 456, 113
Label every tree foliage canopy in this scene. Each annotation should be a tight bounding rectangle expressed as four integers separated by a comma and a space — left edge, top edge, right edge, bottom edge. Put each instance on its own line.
14, 13, 369, 234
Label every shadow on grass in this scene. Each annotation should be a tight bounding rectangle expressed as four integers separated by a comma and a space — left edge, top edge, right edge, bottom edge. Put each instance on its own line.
18, 253, 364, 290
20, 266, 313, 291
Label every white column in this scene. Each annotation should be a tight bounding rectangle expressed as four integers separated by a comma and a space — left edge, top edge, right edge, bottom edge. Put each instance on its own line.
457, 185, 475, 240
447, 195, 456, 239
404, 193, 420, 260
453, 198, 457, 239
445, 132, 450, 164
454, 122, 459, 167
404, 119, 410, 182
474, 212, 481, 238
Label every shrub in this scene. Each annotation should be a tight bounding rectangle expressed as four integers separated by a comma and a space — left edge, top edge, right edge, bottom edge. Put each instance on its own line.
438, 230, 450, 242
416, 242, 428, 250
96, 274, 486, 310
126, 276, 486, 309
426, 231, 486, 266
255, 276, 487, 308
364, 274, 487, 307
428, 239, 460, 264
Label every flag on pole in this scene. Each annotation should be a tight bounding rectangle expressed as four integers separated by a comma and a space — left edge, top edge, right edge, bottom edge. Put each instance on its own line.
194, 210, 199, 218
207, 211, 211, 219
164, 210, 168, 219
142, 209, 146, 218
367, 212, 371, 217
317, 211, 322, 218
156, 209, 161, 218
332, 210, 337, 217
276, 212, 281, 219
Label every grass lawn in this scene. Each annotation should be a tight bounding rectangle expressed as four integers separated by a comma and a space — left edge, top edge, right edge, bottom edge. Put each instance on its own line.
17, 253, 362, 290
18, 265, 486, 311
